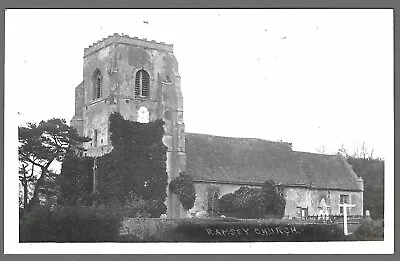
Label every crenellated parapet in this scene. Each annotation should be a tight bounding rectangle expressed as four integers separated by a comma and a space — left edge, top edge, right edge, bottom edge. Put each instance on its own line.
84, 33, 173, 57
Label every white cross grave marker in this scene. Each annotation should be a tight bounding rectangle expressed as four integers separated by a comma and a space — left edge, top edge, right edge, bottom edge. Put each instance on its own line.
338, 203, 356, 236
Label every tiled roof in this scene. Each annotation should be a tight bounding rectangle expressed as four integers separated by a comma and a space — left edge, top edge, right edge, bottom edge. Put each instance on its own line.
185, 133, 361, 191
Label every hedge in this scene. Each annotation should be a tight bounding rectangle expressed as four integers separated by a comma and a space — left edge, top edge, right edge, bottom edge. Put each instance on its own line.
19, 206, 123, 242
119, 218, 179, 242
350, 219, 384, 241
117, 218, 349, 242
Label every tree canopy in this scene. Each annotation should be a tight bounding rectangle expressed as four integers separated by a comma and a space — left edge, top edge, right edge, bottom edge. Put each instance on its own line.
94, 113, 168, 217
18, 118, 90, 210
219, 180, 286, 219
56, 112, 169, 217
169, 171, 196, 210
338, 143, 384, 219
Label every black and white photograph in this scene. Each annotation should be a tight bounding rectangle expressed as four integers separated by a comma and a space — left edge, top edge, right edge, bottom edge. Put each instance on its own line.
4, 9, 394, 254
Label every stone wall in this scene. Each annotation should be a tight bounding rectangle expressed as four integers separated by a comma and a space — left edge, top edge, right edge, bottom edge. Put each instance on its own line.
284, 187, 363, 218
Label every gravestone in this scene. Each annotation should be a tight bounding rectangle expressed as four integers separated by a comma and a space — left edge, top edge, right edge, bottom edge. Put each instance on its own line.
365, 210, 372, 220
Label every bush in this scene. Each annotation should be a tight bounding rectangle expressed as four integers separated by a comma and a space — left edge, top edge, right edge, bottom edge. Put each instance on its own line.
351, 219, 384, 241
121, 193, 166, 218
124, 197, 151, 218
117, 218, 347, 242
19, 206, 54, 242
19, 206, 123, 242
169, 172, 196, 210
119, 218, 179, 242
95, 113, 168, 211
58, 154, 94, 207
218, 193, 236, 213
219, 180, 286, 219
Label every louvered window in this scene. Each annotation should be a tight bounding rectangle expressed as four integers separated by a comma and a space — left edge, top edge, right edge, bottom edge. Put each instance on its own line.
93, 69, 103, 100
135, 69, 150, 97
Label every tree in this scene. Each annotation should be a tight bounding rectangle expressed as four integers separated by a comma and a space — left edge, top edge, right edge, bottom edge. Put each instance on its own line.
58, 153, 94, 207
219, 180, 286, 219
18, 118, 90, 210
169, 171, 196, 210
316, 145, 326, 154
338, 143, 384, 219
19, 163, 35, 209
353, 141, 375, 160
254, 180, 286, 218
94, 113, 168, 217
338, 143, 349, 158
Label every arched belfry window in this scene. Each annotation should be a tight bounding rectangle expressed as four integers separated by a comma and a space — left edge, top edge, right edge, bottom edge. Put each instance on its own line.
93, 69, 103, 100
135, 69, 150, 97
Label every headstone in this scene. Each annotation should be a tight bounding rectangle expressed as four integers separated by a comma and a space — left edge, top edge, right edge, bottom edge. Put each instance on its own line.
195, 211, 208, 218
365, 210, 372, 219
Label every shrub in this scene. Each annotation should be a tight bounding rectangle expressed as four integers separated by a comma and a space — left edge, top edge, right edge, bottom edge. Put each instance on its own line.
218, 193, 236, 213
19, 206, 54, 242
121, 193, 166, 218
219, 180, 286, 219
58, 154, 94, 207
19, 206, 123, 242
95, 113, 168, 211
118, 218, 347, 242
58, 112, 169, 215
351, 219, 384, 241
171, 218, 346, 242
169, 172, 196, 210
119, 218, 179, 242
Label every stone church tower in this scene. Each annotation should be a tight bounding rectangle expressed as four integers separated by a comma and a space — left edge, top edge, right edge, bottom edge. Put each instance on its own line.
70, 33, 186, 218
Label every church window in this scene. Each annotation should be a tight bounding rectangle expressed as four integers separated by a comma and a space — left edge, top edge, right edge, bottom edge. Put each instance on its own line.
135, 69, 150, 97
297, 207, 308, 219
340, 194, 349, 204
93, 69, 103, 100
339, 194, 349, 214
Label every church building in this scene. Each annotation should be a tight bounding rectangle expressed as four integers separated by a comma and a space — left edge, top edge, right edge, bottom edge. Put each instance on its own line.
71, 34, 364, 219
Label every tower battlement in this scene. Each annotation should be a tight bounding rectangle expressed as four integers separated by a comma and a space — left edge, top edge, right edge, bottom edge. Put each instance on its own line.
84, 33, 174, 57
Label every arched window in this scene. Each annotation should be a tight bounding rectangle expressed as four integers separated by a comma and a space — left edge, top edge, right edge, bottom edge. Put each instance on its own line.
93, 69, 103, 100
135, 69, 150, 97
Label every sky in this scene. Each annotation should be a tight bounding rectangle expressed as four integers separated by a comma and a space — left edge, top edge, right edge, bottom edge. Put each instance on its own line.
5, 9, 393, 158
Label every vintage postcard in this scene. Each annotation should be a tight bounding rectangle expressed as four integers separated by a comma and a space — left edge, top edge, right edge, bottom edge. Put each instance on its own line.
4, 9, 394, 254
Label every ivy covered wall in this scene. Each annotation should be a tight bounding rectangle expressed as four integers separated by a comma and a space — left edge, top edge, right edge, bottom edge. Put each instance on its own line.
59, 112, 169, 217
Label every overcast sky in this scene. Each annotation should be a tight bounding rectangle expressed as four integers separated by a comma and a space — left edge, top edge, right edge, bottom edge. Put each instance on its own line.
5, 9, 393, 158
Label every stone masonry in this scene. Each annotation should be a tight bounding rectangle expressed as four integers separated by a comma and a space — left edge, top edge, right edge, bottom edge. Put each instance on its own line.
71, 33, 186, 218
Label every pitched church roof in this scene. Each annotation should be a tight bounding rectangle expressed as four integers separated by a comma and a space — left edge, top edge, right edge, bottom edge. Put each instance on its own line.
185, 133, 362, 191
